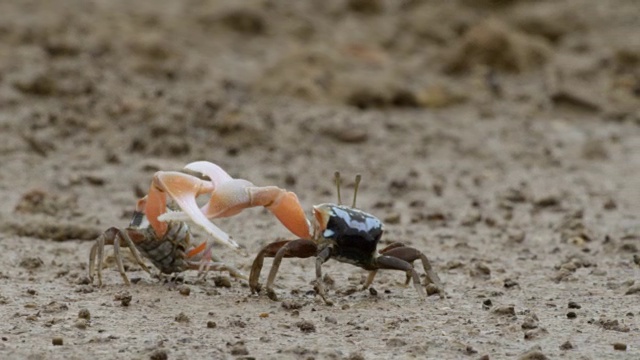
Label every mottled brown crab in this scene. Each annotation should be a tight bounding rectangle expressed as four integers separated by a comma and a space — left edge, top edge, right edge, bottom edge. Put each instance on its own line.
89, 161, 309, 285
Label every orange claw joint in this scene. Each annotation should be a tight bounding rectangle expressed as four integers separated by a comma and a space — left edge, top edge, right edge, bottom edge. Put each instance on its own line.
247, 186, 311, 239
148, 170, 240, 249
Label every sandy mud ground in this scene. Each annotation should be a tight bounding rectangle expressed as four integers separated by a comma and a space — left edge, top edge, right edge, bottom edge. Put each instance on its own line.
0, 0, 639, 359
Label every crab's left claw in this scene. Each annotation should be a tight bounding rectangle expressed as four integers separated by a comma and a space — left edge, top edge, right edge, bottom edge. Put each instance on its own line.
148, 171, 240, 250
155, 161, 311, 240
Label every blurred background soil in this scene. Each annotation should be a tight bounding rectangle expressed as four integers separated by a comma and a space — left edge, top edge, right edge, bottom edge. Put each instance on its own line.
0, 0, 639, 359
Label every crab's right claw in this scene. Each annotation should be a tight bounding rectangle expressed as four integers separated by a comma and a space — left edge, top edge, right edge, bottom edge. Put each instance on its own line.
149, 171, 240, 250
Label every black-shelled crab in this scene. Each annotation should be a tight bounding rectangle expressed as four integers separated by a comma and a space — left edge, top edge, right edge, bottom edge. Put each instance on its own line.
248, 172, 444, 305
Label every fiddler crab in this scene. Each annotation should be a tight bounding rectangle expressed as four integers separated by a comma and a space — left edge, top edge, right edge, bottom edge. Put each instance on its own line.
248, 171, 444, 305
88, 161, 309, 286
89, 161, 444, 305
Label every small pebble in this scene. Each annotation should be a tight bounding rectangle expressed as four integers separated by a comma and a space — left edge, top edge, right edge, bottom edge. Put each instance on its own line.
282, 300, 303, 310
523, 328, 548, 340
178, 285, 191, 296
230, 343, 249, 356
214, 276, 232, 288
482, 299, 493, 309
175, 312, 190, 323
559, 341, 574, 350
567, 311, 577, 319
230, 320, 246, 328
386, 338, 407, 347
369, 287, 378, 296
492, 305, 515, 316
227, 341, 249, 355
296, 320, 316, 333
625, 284, 640, 295
347, 352, 365, 360
613, 343, 627, 351
149, 349, 168, 360
568, 301, 581, 309
504, 279, 519, 288
207, 321, 217, 328
52, 337, 63, 346
259, 313, 269, 318
74, 319, 88, 329
78, 309, 91, 320
114, 292, 132, 307
426, 284, 441, 296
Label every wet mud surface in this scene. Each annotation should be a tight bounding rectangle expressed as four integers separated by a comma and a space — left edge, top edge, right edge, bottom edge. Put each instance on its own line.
0, 0, 639, 359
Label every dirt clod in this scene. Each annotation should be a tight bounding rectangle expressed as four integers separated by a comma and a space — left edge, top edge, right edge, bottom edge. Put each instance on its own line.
114, 292, 132, 307
625, 284, 640, 295
325, 316, 338, 324
568, 301, 581, 309
74, 319, 88, 329
296, 320, 316, 333
559, 341, 574, 350
445, 19, 550, 73
149, 349, 168, 360
178, 285, 191, 296
175, 312, 190, 323
19, 257, 44, 270
492, 305, 515, 316
213, 276, 232, 288
42, 301, 68, 314
78, 309, 90, 320
518, 346, 549, 360
598, 319, 630, 332
386, 338, 407, 347
613, 343, 627, 351
230, 342, 249, 356
282, 300, 303, 310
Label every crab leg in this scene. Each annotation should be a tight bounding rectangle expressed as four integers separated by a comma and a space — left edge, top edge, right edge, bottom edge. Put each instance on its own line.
249, 239, 317, 300
89, 227, 150, 286
379, 243, 444, 298
314, 247, 333, 305
372, 256, 426, 299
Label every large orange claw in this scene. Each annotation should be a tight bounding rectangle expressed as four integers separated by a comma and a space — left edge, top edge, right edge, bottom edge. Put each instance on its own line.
157, 161, 311, 240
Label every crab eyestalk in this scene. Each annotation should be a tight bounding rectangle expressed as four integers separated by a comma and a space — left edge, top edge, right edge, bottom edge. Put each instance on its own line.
352, 174, 361, 208
334, 171, 342, 205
